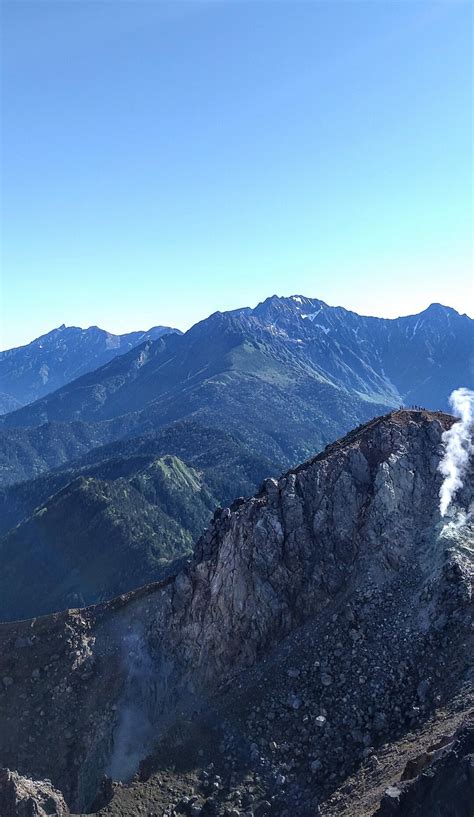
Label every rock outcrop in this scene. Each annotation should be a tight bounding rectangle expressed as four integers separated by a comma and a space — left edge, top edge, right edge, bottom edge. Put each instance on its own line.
0, 768, 69, 817
375, 720, 474, 817
0, 410, 472, 815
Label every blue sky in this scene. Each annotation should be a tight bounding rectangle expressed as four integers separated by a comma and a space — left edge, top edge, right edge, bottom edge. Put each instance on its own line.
1, 0, 472, 349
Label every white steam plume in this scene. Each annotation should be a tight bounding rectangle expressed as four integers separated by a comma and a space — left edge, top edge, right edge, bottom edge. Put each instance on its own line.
438, 388, 474, 517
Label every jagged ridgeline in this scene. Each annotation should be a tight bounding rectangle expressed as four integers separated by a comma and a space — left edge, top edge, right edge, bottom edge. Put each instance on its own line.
0, 410, 472, 816
1, 298, 473, 490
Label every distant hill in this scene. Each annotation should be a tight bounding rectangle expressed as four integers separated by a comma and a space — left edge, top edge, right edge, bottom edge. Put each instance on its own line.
0, 323, 181, 413
0, 419, 276, 536
0, 454, 216, 621
0, 419, 277, 620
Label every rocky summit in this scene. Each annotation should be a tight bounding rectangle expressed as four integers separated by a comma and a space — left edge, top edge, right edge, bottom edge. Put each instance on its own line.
0, 410, 472, 816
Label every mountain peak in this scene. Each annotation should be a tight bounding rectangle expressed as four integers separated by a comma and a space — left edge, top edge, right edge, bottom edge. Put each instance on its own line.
424, 302, 458, 315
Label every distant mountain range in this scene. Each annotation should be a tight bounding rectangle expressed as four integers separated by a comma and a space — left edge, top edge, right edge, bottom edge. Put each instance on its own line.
3, 298, 472, 429
1, 297, 472, 478
0, 295, 472, 619
0, 323, 181, 414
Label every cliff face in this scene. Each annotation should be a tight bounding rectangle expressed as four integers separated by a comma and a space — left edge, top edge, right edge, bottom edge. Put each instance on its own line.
0, 411, 472, 814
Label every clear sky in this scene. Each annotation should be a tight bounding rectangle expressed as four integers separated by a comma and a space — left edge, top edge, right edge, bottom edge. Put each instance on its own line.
1, 0, 472, 349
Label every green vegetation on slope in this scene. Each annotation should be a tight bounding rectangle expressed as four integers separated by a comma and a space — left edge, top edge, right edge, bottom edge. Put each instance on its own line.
0, 455, 216, 621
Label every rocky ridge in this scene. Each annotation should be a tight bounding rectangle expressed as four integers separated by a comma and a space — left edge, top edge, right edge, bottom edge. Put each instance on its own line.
0, 410, 472, 815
